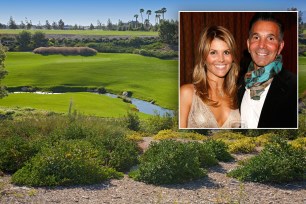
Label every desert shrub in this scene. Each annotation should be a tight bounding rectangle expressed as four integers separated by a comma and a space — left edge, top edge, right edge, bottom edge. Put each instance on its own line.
153, 129, 207, 141
62, 123, 94, 140
12, 140, 123, 186
290, 137, 306, 149
204, 139, 234, 162
228, 138, 306, 183
132, 140, 206, 184
126, 131, 144, 142
0, 135, 40, 173
143, 112, 174, 134
254, 133, 277, 146
212, 131, 245, 140
123, 111, 140, 131
188, 142, 219, 168
228, 138, 257, 154
88, 133, 139, 172
33, 46, 97, 56
153, 129, 179, 140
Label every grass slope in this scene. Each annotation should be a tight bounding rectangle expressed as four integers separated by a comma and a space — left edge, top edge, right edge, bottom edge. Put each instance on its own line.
0, 29, 158, 36
3, 52, 178, 109
299, 57, 306, 95
0, 92, 148, 118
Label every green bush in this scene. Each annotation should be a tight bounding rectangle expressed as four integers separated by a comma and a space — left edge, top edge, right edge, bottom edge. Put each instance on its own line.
204, 139, 234, 162
143, 112, 174, 134
124, 111, 140, 131
228, 138, 257, 154
188, 142, 218, 168
62, 123, 94, 140
228, 138, 306, 183
88, 133, 139, 172
132, 140, 207, 184
0, 135, 40, 173
153, 129, 207, 141
12, 140, 123, 186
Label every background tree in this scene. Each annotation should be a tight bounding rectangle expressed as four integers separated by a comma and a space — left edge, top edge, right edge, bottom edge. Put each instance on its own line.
158, 20, 178, 44
0, 44, 8, 99
73, 24, 78, 30
20, 21, 26, 29
134, 14, 139, 28
36, 21, 42, 29
58, 19, 65, 30
160, 7, 167, 20
107, 18, 113, 30
16, 30, 32, 51
97, 20, 102, 30
8, 16, 18, 29
140, 8, 144, 24
89, 23, 95, 30
52, 21, 58, 29
45, 20, 51, 30
25, 18, 32, 30
32, 31, 48, 48
146, 10, 152, 21
144, 19, 150, 29
155, 11, 161, 24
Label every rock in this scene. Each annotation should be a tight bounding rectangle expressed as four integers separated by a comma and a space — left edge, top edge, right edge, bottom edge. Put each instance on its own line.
122, 91, 132, 97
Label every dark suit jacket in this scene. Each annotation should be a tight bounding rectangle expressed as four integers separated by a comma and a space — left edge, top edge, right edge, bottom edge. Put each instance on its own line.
238, 68, 297, 128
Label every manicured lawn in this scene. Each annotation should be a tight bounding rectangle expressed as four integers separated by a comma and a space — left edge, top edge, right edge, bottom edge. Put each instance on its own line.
0, 29, 158, 36
299, 57, 306, 96
3, 52, 178, 109
0, 92, 149, 118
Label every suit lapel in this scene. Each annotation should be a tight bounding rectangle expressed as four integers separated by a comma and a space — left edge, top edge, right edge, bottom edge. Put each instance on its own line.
258, 72, 288, 127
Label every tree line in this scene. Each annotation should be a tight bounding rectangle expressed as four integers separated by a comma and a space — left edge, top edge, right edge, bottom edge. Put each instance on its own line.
0, 7, 168, 31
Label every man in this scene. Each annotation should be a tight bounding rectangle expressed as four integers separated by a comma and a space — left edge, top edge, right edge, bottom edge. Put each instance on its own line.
238, 12, 297, 128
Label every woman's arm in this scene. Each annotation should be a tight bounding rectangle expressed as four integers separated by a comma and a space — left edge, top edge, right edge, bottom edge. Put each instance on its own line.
179, 84, 194, 128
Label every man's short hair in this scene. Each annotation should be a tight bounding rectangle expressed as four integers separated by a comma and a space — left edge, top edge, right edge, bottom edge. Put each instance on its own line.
249, 12, 284, 40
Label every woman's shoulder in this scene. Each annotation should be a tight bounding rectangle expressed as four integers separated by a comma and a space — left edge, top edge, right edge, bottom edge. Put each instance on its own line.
180, 84, 195, 96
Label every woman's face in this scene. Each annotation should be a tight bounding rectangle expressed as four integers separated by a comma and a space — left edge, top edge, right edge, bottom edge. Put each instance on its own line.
205, 38, 233, 81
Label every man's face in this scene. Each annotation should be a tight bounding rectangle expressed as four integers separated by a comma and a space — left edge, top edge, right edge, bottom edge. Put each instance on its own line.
247, 20, 284, 69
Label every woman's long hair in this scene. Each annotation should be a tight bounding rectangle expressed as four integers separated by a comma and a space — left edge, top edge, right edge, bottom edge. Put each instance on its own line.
193, 25, 239, 109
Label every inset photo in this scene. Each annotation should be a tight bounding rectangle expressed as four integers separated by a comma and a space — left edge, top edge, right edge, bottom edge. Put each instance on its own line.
179, 11, 298, 129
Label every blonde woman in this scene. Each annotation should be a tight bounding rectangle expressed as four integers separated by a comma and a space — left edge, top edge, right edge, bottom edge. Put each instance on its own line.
180, 26, 240, 128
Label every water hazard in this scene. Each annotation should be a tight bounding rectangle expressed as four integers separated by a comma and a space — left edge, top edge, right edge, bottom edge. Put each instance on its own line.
105, 93, 174, 116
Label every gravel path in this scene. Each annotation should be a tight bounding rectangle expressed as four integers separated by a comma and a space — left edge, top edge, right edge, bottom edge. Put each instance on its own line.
0, 139, 305, 204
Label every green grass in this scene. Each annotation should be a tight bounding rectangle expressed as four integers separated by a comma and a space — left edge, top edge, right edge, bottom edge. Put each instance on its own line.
0, 92, 149, 118
3, 52, 178, 109
0, 29, 158, 36
299, 57, 306, 96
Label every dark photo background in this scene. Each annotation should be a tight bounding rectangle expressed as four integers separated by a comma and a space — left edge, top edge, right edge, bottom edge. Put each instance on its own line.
179, 12, 297, 85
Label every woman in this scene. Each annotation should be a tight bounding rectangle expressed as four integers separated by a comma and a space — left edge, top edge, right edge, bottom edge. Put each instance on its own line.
180, 25, 240, 128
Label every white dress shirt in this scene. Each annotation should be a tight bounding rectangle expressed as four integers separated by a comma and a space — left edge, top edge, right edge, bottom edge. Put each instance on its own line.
241, 84, 271, 128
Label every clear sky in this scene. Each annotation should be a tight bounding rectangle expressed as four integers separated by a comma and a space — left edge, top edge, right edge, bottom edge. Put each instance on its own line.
1, 0, 305, 26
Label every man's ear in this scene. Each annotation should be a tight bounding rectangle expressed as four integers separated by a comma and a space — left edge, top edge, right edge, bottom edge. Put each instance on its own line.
278, 41, 284, 55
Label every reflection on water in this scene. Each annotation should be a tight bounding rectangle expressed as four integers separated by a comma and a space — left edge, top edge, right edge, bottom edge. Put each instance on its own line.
105, 93, 173, 116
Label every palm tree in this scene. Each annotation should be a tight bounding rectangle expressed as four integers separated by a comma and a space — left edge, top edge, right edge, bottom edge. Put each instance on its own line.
155, 10, 161, 24
134, 14, 139, 28
161, 7, 167, 19
146, 10, 152, 21
144, 19, 150, 29
140, 8, 144, 24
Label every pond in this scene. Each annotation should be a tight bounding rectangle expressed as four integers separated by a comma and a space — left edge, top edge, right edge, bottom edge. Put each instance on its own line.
105, 93, 174, 116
